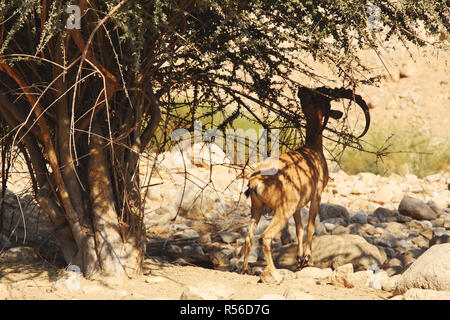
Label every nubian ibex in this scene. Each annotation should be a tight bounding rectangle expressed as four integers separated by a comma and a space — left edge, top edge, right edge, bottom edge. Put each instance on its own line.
241, 86, 371, 279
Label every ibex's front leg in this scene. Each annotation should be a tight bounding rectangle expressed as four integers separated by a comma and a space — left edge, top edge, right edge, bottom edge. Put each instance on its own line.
299, 195, 320, 268
242, 196, 263, 274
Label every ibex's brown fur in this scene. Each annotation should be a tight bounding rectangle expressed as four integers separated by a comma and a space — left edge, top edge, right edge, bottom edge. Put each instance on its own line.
241, 86, 370, 278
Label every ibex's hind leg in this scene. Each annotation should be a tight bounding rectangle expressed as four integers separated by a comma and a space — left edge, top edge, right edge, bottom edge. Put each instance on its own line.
242, 195, 263, 274
293, 210, 304, 270
299, 195, 321, 268
260, 208, 291, 273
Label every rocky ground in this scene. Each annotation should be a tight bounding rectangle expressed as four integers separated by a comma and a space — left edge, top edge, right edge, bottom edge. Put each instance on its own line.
0, 36, 449, 300
1, 146, 449, 300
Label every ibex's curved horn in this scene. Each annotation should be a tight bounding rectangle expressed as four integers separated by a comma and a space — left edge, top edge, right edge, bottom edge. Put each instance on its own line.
318, 87, 371, 138
320, 110, 330, 134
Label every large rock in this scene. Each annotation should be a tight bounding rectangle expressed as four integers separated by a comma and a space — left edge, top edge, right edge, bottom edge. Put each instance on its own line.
319, 203, 350, 222
395, 243, 450, 294
398, 196, 437, 220
401, 288, 450, 300
273, 234, 386, 271
312, 234, 386, 270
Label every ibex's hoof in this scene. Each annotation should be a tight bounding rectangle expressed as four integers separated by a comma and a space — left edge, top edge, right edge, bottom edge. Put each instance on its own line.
241, 268, 249, 275
297, 254, 311, 270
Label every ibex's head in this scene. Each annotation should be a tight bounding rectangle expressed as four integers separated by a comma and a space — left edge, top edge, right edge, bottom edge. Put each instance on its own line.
297, 86, 370, 138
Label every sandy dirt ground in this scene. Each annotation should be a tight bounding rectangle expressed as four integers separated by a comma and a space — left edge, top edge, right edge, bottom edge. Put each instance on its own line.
0, 259, 392, 300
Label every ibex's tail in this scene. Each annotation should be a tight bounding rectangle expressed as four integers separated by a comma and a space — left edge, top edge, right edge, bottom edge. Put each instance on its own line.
245, 178, 264, 198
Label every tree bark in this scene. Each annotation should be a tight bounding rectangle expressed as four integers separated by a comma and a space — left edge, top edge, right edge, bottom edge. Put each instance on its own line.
87, 123, 143, 277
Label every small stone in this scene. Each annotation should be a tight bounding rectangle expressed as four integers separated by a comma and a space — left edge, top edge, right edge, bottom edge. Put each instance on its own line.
399, 196, 437, 221
0, 246, 38, 263
387, 257, 403, 268
431, 218, 445, 228
283, 289, 316, 300
408, 220, 433, 240
372, 188, 394, 205
323, 222, 336, 232
408, 185, 423, 193
367, 216, 380, 225
350, 212, 368, 225
424, 173, 441, 182
350, 181, 370, 195
411, 236, 429, 248
348, 198, 377, 212
433, 227, 447, 237
396, 213, 412, 223
319, 203, 350, 222
429, 234, 450, 247
331, 225, 349, 235
212, 246, 235, 268
295, 267, 332, 281
229, 257, 242, 271
382, 274, 402, 292
376, 232, 398, 248
218, 231, 240, 244
166, 244, 182, 256
180, 228, 200, 239
384, 222, 407, 238
397, 239, 414, 250
331, 263, 354, 287
444, 215, 450, 230
259, 268, 293, 284
357, 224, 376, 236
180, 282, 234, 300
345, 270, 374, 289
404, 174, 419, 184
145, 276, 166, 284
322, 217, 347, 226
366, 270, 389, 290
373, 207, 397, 222
198, 234, 212, 245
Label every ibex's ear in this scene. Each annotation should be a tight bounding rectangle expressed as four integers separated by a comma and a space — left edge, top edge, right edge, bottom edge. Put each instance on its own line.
329, 109, 343, 119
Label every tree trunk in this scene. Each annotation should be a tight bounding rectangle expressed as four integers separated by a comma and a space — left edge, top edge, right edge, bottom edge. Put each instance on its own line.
85, 123, 144, 277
